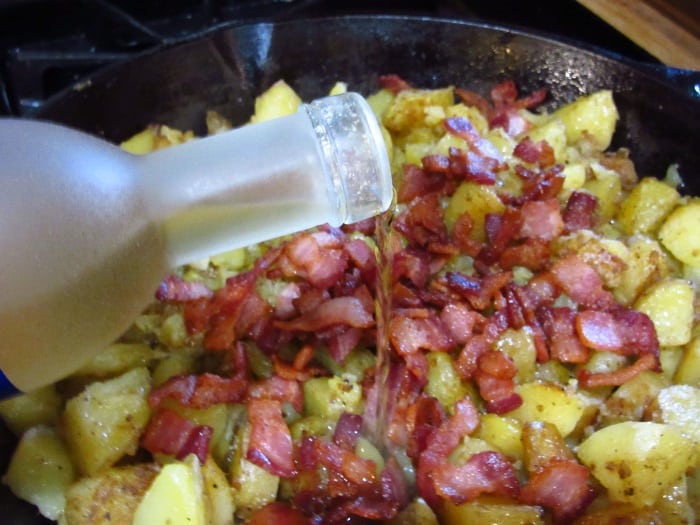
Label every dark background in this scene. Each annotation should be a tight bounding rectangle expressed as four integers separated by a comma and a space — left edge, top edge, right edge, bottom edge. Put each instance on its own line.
0, 0, 661, 116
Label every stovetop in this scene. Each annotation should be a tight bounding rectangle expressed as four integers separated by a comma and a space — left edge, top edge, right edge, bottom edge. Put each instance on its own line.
0, 0, 659, 117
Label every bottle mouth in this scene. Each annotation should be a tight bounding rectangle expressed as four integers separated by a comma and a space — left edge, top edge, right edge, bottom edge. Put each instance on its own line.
305, 92, 393, 225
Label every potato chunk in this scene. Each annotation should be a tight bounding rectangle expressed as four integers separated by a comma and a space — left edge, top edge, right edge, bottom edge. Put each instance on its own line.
634, 278, 694, 347
63, 367, 151, 476
3, 425, 75, 520
616, 177, 680, 235
658, 199, 700, 267
549, 90, 618, 150
505, 382, 586, 437
65, 463, 160, 525
577, 421, 696, 506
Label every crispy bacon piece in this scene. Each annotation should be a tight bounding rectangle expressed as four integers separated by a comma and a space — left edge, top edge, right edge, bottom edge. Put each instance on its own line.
246, 502, 310, 525
397, 163, 448, 203
444, 117, 506, 165
279, 232, 349, 289
550, 255, 616, 310
578, 353, 659, 389
514, 136, 555, 167
518, 199, 564, 242
539, 307, 590, 364
416, 398, 481, 506
274, 296, 374, 331
247, 399, 295, 477
432, 450, 520, 505
563, 191, 598, 232
389, 312, 454, 356
576, 310, 624, 351
455, 87, 492, 118
246, 375, 304, 413
393, 193, 448, 248
499, 238, 551, 271
141, 408, 213, 464
156, 274, 213, 302
148, 373, 247, 409
446, 147, 499, 185
379, 74, 413, 94
445, 270, 512, 311
520, 459, 596, 523
475, 350, 523, 414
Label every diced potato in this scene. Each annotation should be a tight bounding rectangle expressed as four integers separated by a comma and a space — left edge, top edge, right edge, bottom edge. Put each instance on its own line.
249, 80, 301, 123
3, 425, 76, 520
328, 81, 347, 96
554, 230, 629, 289
616, 177, 680, 235
634, 278, 694, 347
382, 86, 454, 134
615, 235, 675, 305
444, 181, 505, 240
583, 162, 623, 223
494, 328, 537, 383
660, 346, 684, 381
65, 463, 160, 525
388, 498, 439, 525
63, 367, 151, 476
366, 88, 395, 119
230, 424, 279, 519
425, 352, 469, 413
120, 127, 156, 154
133, 455, 207, 525
527, 118, 567, 163
655, 475, 695, 525
658, 199, 700, 266
655, 385, 700, 456
601, 371, 669, 425
475, 414, 523, 461
157, 312, 188, 347
561, 163, 586, 191
151, 349, 198, 386
577, 421, 696, 506
675, 334, 700, 386
303, 375, 363, 420
0, 385, 62, 436
205, 110, 232, 135
505, 382, 586, 437
440, 495, 544, 525
355, 436, 384, 474
521, 421, 572, 474
549, 90, 618, 150
201, 457, 235, 525
74, 342, 158, 378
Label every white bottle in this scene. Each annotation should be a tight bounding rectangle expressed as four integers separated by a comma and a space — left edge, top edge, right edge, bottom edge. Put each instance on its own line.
0, 92, 392, 395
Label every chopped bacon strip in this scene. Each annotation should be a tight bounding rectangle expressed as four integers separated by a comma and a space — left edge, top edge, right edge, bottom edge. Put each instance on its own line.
393, 193, 448, 248
563, 191, 598, 232
379, 73, 413, 94
539, 307, 590, 363
156, 274, 213, 302
398, 163, 447, 203
520, 459, 596, 524
389, 312, 454, 356
333, 413, 363, 450
247, 399, 295, 477
550, 255, 616, 310
432, 450, 520, 505
514, 136, 555, 167
314, 438, 377, 486
518, 199, 564, 242
142, 408, 212, 464
578, 352, 659, 389
274, 296, 374, 331
455, 87, 492, 118
475, 350, 523, 414
246, 375, 304, 413
246, 502, 310, 525
279, 232, 348, 289
576, 310, 623, 351
444, 117, 506, 164
148, 373, 247, 409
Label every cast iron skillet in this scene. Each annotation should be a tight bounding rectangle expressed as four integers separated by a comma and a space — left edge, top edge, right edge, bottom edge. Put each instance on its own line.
2, 15, 699, 524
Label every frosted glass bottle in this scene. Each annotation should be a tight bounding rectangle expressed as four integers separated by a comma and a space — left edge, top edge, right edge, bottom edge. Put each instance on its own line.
0, 92, 391, 395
